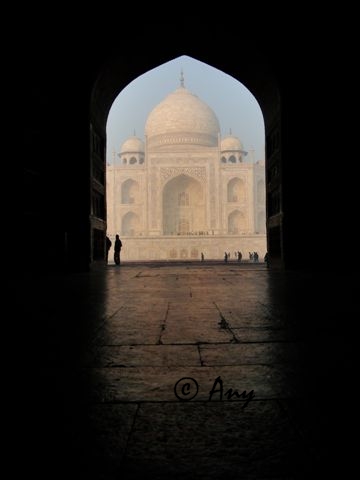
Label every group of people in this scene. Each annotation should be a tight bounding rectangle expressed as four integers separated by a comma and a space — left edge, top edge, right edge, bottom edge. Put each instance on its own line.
105, 238, 269, 267
106, 234, 122, 265
248, 251, 260, 262
224, 251, 243, 262
223, 251, 269, 265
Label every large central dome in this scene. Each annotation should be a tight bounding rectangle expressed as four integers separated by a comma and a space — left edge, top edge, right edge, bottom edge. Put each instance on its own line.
145, 85, 220, 148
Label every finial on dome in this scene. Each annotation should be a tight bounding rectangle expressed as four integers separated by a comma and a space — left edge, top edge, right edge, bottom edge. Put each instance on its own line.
180, 69, 185, 88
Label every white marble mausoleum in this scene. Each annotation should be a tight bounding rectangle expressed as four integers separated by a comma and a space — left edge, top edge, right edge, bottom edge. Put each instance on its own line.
106, 76, 266, 261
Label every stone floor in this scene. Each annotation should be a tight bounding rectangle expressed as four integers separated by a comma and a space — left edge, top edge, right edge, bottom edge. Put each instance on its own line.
23, 262, 357, 479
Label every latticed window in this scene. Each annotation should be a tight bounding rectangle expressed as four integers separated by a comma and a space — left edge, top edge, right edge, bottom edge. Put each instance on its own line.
178, 192, 189, 206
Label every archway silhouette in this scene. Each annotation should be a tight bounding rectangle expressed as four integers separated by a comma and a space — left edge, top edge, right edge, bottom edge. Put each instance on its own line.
101, 55, 274, 263
90, 53, 282, 266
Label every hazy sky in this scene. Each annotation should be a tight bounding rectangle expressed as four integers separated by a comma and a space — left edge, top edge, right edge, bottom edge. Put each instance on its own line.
106, 55, 265, 165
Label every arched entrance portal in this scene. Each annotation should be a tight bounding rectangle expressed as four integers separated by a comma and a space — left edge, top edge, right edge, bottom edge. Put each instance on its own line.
163, 175, 205, 235
89, 54, 282, 267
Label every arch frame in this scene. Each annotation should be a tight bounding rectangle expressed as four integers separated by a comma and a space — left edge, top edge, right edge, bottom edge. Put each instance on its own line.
90, 53, 282, 266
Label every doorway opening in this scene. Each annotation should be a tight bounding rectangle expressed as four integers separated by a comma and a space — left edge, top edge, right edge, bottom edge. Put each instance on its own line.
103, 55, 269, 264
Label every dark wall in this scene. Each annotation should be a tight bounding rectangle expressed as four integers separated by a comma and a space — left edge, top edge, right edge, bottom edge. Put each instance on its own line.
23, 17, 354, 273
24, 30, 97, 271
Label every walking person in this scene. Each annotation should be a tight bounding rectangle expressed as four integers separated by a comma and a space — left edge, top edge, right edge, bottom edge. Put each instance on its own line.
114, 234, 122, 265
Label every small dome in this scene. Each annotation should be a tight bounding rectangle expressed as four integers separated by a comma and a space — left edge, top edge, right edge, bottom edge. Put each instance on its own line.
120, 136, 144, 153
145, 86, 220, 147
221, 135, 243, 152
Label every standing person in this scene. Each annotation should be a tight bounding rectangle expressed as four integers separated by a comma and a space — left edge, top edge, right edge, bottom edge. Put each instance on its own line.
105, 236, 112, 264
114, 234, 122, 265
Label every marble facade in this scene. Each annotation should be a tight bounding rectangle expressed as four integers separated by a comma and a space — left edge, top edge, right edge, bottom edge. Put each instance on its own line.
106, 80, 266, 261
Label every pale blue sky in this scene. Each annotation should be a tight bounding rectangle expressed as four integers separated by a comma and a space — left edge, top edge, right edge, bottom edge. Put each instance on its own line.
106, 55, 265, 165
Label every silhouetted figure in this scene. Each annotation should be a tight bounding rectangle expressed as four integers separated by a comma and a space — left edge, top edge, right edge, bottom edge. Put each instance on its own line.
224, 252, 228, 263
201, 252, 204, 262
237, 251, 242, 262
106, 236, 112, 263
114, 234, 122, 265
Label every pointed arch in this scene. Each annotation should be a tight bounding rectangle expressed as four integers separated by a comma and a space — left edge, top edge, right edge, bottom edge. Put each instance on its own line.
122, 211, 140, 236
227, 177, 245, 203
228, 209, 246, 234
121, 179, 140, 204
162, 174, 204, 235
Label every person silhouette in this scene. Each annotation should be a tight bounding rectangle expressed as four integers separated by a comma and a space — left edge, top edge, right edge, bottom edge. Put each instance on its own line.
114, 234, 122, 265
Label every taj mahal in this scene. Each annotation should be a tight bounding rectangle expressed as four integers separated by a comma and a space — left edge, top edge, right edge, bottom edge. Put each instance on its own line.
106, 74, 266, 261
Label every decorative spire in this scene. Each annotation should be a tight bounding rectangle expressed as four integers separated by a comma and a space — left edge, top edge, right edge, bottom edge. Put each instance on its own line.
229, 128, 232, 135
133, 129, 136, 136
180, 69, 185, 88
